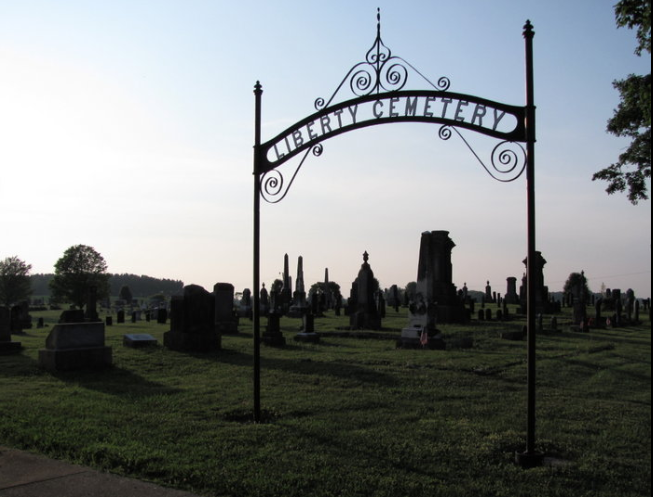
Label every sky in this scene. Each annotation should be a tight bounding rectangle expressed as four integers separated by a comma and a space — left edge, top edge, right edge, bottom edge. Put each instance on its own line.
1, 0, 651, 299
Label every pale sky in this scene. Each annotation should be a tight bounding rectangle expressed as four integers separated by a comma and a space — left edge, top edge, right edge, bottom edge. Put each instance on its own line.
1, 0, 651, 298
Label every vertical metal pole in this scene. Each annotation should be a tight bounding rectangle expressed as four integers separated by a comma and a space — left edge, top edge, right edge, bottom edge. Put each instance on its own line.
518, 20, 543, 468
253, 81, 262, 423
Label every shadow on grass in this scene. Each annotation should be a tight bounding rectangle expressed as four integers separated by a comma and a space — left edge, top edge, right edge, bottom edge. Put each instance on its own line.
172, 346, 398, 387
0, 352, 39, 377
53, 366, 182, 398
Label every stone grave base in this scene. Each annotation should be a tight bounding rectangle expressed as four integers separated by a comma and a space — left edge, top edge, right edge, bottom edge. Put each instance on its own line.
163, 331, 221, 352
294, 332, 320, 344
398, 327, 445, 350
38, 347, 112, 372
0, 341, 22, 354
262, 332, 286, 347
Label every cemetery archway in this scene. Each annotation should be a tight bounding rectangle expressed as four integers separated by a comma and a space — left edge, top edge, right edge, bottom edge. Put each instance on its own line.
252, 12, 541, 467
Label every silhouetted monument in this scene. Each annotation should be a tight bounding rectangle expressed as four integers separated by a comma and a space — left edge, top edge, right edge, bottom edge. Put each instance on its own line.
348, 251, 382, 330
164, 285, 220, 352
520, 251, 553, 314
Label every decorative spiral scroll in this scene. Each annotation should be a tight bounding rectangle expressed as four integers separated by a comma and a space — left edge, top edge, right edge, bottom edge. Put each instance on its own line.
491, 141, 523, 176
381, 62, 408, 92
312, 144, 324, 157
437, 76, 451, 92
261, 145, 325, 204
442, 128, 527, 183
350, 66, 377, 97
262, 169, 284, 201
317, 14, 452, 108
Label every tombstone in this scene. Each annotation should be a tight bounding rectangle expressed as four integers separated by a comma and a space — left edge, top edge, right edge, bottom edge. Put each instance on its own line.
0, 307, 22, 353
571, 272, 587, 327
288, 256, 309, 318
550, 316, 558, 332
131, 312, 137, 324
595, 297, 603, 325
37, 317, 45, 329
214, 283, 239, 335
477, 309, 485, 321
123, 334, 158, 348
106, 316, 113, 326
496, 309, 503, 321
157, 307, 168, 324
405, 231, 466, 333
613, 289, 623, 325
634, 299, 640, 324
350, 252, 382, 330
117, 309, 125, 324
334, 294, 342, 316
38, 322, 112, 371
262, 311, 286, 347
625, 289, 635, 323
260, 283, 270, 316
281, 253, 293, 314
324, 268, 333, 310
485, 308, 493, 321
376, 291, 386, 319
484, 281, 494, 304
391, 285, 400, 312
84, 286, 99, 322
239, 289, 253, 319
519, 252, 553, 314
163, 285, 220, 352
295, 313, 320, 343
505, 277, 520, 305
537, 314, 543, 333
311, 292, 320, 317
265, 313, 280, 334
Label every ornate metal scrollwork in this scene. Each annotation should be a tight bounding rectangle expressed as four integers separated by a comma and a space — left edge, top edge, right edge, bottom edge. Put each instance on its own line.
438, 126, 526, 183
315, 8, 452, 110
261, 145, 324, 204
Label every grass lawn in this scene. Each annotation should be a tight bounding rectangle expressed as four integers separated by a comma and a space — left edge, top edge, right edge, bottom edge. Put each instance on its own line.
1, 306, 650, 497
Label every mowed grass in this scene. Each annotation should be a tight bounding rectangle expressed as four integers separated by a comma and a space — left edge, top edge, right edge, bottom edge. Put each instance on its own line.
0, 306, 650, 497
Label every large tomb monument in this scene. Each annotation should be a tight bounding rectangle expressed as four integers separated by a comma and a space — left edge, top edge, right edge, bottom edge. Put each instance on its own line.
164, 284, 221, 352
400, 231, 466, 347
348, 251, 382, 330
288, 256, 309, 318
39, 322, 112, 371
519, 251, 553, 314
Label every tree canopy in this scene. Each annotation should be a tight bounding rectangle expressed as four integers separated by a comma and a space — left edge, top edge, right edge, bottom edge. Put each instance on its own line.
564, 272, 592, 302
0, 256, 32, 308
593, 0, 652, 204
50, 245, 110, 309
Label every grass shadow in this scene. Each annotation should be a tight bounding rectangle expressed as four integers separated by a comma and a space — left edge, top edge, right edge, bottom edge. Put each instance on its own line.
53, 366, 182, 398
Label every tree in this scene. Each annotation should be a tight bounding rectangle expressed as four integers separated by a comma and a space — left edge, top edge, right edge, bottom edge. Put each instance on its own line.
0, 256, 32, 309
563, 272, 591, 302
50, 245, 110, 309
119, 285, 133, 303
593, 0, 651, 204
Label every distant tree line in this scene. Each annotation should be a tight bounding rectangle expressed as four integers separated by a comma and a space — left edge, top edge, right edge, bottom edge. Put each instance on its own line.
30, 273, 184, 299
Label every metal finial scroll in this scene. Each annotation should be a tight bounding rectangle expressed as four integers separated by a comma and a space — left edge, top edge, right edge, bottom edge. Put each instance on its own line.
314, 9, 451, 112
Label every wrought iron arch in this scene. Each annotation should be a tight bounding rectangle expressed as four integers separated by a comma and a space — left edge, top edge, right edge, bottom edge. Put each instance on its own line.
252, 11, 541, 467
